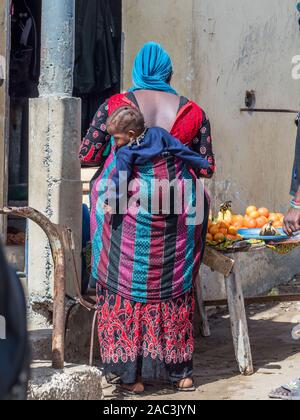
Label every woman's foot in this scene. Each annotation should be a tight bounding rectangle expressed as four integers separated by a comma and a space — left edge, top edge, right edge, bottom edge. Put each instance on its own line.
120, 379, 145, 395
176, 377, 195, 392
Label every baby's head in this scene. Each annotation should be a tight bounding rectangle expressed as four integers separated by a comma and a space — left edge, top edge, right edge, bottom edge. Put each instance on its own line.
107, 106, 146, 148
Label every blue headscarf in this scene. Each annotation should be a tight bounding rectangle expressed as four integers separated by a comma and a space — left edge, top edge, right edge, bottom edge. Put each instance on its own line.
129, 42, 178, 95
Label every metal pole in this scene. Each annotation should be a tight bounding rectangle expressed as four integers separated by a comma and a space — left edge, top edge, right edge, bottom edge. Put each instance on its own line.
39, 0, 75, 96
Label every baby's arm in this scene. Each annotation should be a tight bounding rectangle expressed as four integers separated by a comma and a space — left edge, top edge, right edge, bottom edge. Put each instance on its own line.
162, 134, 210, 169
105, 148, 134, 210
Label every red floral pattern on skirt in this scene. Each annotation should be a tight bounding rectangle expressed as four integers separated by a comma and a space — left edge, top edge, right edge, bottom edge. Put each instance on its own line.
97, 285, 195, 366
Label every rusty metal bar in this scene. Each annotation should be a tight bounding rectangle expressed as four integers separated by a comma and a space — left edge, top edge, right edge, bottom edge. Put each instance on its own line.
0, 206, 66, 369
205, 293, 300, 307
240, 108, 299, 114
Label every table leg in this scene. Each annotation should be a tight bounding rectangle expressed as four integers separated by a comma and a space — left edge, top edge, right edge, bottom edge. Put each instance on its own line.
196, 274, 211, 337
225, 267, 254, 375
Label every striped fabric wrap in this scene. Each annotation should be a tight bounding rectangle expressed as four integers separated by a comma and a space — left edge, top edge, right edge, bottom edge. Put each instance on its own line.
90, 94, 208, 303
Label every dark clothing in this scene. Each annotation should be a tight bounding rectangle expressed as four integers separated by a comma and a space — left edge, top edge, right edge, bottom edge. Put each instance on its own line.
74, 0, 121, 136
291, 114, 300, 196
74, 0, 120, 96
10, 0, 41, 98
108, 127, 211, 204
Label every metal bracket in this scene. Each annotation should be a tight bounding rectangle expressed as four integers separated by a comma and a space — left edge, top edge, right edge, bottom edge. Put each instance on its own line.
240, 108, 299, 114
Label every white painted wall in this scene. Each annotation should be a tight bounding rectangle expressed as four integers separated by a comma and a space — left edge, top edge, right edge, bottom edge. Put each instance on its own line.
123, 0, 194, 95
191, 0, 300, 213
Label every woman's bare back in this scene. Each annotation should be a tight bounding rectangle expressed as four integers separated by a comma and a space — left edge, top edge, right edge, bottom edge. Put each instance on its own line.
133, 90, 180, 132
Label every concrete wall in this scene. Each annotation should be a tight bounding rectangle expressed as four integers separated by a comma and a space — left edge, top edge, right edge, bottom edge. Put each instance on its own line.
123, 0, 194, 95
123, 0, 300, 297
0, 0, 9, 239
28, 97, 82, 304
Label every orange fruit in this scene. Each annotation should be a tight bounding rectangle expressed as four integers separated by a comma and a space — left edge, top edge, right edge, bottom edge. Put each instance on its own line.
258, 207, 270, 218
245, 218, 257, 229
256, 216, 268, 228
246, 206, 257, 216
219, 228, 228, 235
243, 215, 252, 226
214, 233, 225, 242
232, 215, 244, 223
233, 221, 244, 229
269, 213, 279, 222
219, 221, 229, 229
209, 225, 219, 236
276, 213, 284, 221
249, 210, 260, 220
206, 233, 213, 241
228, 226, 238, 236
232, 217, 244, 228
273, 221, 283, 228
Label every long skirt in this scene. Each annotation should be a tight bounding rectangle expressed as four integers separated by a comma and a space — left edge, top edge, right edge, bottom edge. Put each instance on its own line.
97, 284, 195, 385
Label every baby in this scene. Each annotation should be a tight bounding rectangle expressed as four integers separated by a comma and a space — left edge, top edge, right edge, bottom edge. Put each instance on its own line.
103, 106, 210, 214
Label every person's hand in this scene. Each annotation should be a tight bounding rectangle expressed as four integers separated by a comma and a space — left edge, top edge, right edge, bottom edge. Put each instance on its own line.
283, 208, 300, 236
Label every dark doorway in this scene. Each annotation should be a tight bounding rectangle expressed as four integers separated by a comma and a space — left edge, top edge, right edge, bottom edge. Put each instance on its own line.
7, 0, 42, 248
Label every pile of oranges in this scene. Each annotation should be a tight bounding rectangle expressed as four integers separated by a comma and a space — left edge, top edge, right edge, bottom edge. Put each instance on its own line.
239, 206, 284, 230
207, 206, 284, 244
207, 221, 241, 243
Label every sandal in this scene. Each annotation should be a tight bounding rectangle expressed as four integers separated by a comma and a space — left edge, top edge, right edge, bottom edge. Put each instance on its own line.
175, 378, 196, 393
269, 379, 300, 400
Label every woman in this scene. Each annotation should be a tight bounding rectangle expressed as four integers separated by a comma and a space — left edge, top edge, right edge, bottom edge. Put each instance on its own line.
79, 42, 215, 393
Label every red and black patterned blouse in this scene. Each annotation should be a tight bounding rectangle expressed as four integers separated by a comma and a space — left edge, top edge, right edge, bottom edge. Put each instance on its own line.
79, 93, 215, 178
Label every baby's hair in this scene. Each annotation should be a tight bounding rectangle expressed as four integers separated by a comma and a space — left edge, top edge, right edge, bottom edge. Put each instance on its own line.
106, 106, 145, 135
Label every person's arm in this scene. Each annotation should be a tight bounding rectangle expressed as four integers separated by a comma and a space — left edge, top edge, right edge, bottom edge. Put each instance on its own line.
79, 100, 111, 166
191, 112, 216, 178
284, 185, 300, 235
162, 133, 210, 169
284, 116, 300, 235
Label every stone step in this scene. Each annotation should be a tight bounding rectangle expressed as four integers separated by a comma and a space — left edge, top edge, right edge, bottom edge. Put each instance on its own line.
28, 361, 103, 400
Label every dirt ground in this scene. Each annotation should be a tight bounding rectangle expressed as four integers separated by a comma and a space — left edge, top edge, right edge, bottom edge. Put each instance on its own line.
102, 279, 300, 401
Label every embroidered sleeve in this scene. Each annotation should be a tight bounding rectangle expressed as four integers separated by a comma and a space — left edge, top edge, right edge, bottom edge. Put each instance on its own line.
191, 112, 216, 178
79, 100, 111, 165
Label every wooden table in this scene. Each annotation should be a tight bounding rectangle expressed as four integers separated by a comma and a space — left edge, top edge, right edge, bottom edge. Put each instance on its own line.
198, 246, 300, 376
